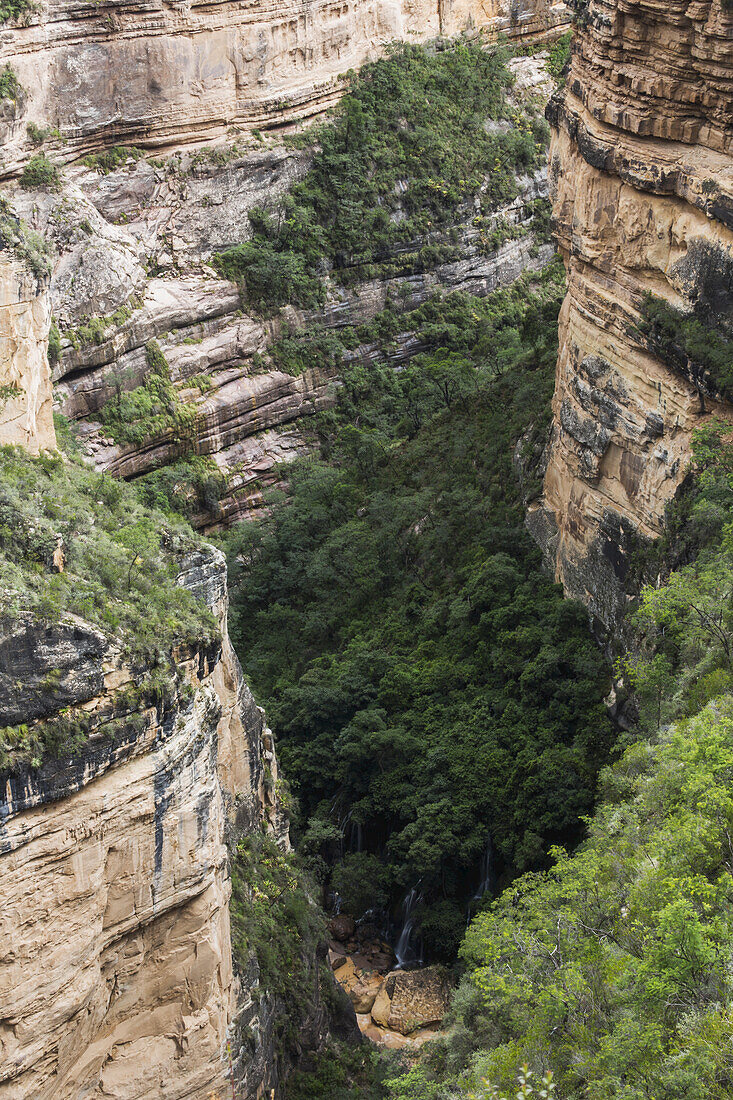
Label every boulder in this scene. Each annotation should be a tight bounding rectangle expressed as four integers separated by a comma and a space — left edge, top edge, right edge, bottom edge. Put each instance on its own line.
385, 967, 452, 1035
328, 947, 347, 971
349, 971, 383, 1014
370, 983, 392, 1027
328, 914, 356, 942
333, 958, 357, 991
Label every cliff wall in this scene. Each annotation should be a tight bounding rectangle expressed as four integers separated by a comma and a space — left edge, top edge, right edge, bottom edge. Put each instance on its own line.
0, 0, 568, 171
530, 0, 733, 630
0, 546, 293, 1099
0, 251, 55, 452
1, 51, 555, 529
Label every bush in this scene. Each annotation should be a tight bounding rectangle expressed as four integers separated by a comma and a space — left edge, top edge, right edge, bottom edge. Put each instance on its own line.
0, 198, 53, 277
82, 146, 145, 174
213, 240, 324, 313
547, 32, 572, 81
0, 0, 36, 21
47, 319, 61, 367
19, 154, 62, 192
0, 64, 21, 101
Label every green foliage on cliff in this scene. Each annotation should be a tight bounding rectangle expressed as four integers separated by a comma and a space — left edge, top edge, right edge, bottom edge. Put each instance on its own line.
230, 834, 325, 1002
19, 153, 62, 192
98, 339, 198, 448
0, 64, 21, 101
213, 40, 550, 307
640, 293, 733, 400
0, 0, 35, 23
0, 196, 53, 278
546, 32, 572, 82
0, 444, 216, 661
226, 260, 614, 952
136, 456, 228, 519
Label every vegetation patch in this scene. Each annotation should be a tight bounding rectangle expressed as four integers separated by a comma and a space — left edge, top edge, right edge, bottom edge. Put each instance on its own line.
136, 456, 228, 519
98, 339, 198, 448
19, 153, 62, 192
546, 31, 572, 82
0, 442, 216, 664
213, 40, 550, 309
0, 197, 53, 278
47, 319, 62, 367
82, 146, 146, 174
0, 0, 36, 22
63, 296, 142, 349
0, 64, 21, 101
639, 292, 733, 400
27, 122, 63, 147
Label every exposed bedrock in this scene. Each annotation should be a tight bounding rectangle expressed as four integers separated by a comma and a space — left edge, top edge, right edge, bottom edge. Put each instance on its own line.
0, 0, 569, 172
530, 0, 733, 632
0, 253, 55, 452
0, 547, 293, 1099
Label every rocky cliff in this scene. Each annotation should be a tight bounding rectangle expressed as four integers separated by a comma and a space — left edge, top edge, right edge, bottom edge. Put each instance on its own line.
1, 49, 555, 530
0, 543, 300, 1099
0, 0, 568, 173
0, 249, 55, 452
529, 0, 733, 631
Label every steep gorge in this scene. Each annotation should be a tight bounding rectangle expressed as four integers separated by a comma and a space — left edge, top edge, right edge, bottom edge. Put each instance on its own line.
3, 0, 732, 1096
0, 11, 567, 1100
530, 0, 733, 631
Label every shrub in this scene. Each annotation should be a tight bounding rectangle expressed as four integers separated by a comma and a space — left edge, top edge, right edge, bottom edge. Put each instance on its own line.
19, 153, 62, 192
0, 64, 21, 101
0, 198, 53, 277
639, 292, 733, 398
47, 319, 61, 367
26, 121, 62, 146
0, 0, 36, 22
83, 146, 145, 174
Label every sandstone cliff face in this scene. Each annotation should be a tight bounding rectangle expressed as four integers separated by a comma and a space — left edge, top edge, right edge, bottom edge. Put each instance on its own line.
0, 252, 55, 453
529, 0, 733, 631
0, 547, 290, 1100
0, 0, 567, 173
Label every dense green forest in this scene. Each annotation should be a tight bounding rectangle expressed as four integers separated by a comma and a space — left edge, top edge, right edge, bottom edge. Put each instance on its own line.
225, 262, 614, 957
378, 423, 733, 1098
222, 36, 613, 957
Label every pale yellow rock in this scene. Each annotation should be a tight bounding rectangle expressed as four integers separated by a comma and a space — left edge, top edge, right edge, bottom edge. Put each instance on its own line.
0, 549, 288, 1100
370, 983, 393, 1027
532, 0, 733, 630
0, 256, 55, 453
2, 0, 569, 172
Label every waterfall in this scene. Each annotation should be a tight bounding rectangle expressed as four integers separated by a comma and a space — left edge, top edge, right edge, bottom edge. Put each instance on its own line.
394, 884, 423, 969
473, 835, 494, 900
466, 835, 495, 924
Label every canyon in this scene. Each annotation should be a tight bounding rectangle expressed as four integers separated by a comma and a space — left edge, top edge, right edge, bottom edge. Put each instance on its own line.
0, 0, 732, 1098
0, 4, 562, 1097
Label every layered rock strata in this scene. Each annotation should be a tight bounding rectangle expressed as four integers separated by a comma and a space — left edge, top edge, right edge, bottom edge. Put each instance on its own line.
0, 547, 291, 1100
0, 0, 568, 174
14, 143, 552, 527
529, 0, 733, 630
